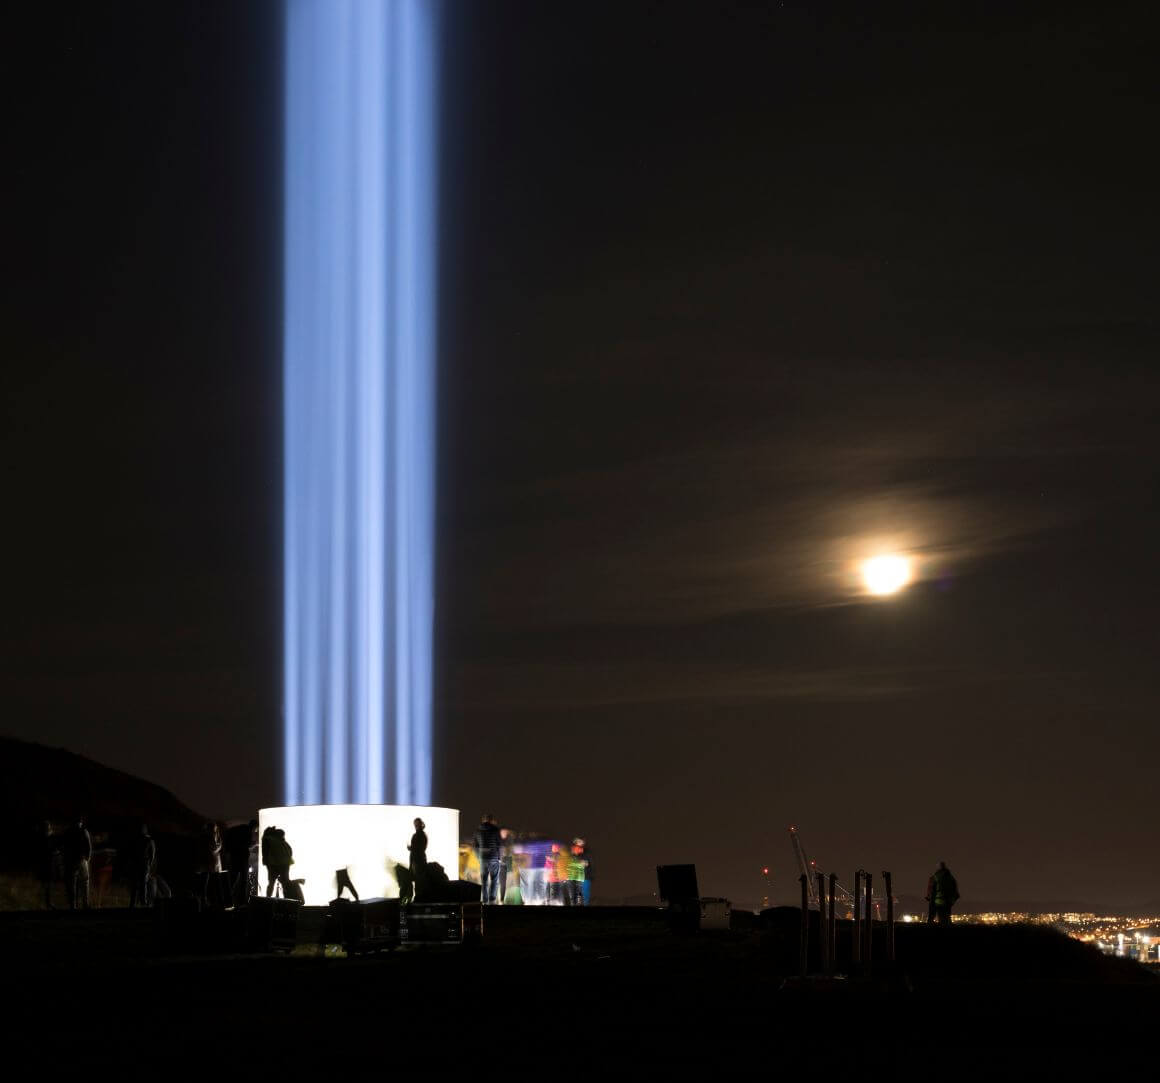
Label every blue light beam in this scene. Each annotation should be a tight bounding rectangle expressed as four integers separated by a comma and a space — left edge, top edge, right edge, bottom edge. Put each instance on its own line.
284, 0, 438, 806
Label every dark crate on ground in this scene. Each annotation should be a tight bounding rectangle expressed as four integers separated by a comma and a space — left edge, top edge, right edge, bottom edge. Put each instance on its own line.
329, 897, 400, 954
399, 901, 483, 945
246, 896, 301, 952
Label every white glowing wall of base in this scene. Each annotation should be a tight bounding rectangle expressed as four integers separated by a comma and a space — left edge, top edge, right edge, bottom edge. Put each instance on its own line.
283, 0, 439, 805
258, 805, 458, 906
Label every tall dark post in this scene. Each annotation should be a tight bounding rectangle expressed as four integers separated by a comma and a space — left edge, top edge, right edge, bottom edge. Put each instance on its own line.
799, 873, 809, 977
864, 871, 874, 969
883, 870, 895, 964
828, 872, 837, 974
852, 871, 862, 966
816, 871, 828, 973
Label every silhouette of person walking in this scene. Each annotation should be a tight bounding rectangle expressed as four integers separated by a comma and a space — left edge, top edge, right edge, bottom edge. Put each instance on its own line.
334, 868, 359, 901
930, 861, 960, 925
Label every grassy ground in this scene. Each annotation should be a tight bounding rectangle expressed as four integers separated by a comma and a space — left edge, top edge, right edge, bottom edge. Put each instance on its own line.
4, 904, 1156, 1077
1, 871, 132, 910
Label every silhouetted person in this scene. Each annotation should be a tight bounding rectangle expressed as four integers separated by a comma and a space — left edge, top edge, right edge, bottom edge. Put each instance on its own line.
40, 821, 60, 909
129, 823, 156, 908
64, 818, 92, 910
334, 868, 359, 901
224, 821, 255, 905
201, 821, 230, 907
924, 873, 936, 923
553, 843, 570, 905
246, 820, 259, 899
261, 825, 275, 891
545, 843, 563, 905
499, 828, 513, 903
264, 828, 293, 899
474, 813, 502, 904
205, 822, 223, 874
930, 861, 959, 925
408, 817, 428, 900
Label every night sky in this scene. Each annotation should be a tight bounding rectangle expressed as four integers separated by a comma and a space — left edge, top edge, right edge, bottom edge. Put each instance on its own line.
6, 2, 1157, 909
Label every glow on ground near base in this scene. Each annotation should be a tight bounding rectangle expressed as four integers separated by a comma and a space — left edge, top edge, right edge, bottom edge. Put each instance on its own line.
259, 805, 459, 906
283, 0, 439, 805
861, 554, 912, 596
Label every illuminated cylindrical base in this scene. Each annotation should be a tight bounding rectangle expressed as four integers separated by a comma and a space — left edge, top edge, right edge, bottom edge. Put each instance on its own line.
258, 804, 458, 906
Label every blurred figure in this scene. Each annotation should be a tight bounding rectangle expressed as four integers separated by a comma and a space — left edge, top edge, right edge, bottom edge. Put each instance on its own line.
474, 813, 502, 904
64, 818, 92, 910
545, 843, 562, 905
554, 843, 571, 905
40, 821, 60, 910
924, 872, 936, 923
567, 839, 588, 906
396, 863, 415, 904
930, 861, 960, 925
499, 828, 516, 904
206, 822, 223, 874
408, 817, 428, 901
246, 820, 260, 899
128, 823, 156, 908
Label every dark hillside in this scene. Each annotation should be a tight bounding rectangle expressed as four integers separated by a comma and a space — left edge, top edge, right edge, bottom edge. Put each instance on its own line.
0, 737, 208, 870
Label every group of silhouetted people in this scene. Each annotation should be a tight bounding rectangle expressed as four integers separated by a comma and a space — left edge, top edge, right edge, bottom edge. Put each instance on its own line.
39, 818, 164, 910
471, 814, 589, 905
40, 819, 93, 910
545, 839, 589, 906
261, 824, 301, 901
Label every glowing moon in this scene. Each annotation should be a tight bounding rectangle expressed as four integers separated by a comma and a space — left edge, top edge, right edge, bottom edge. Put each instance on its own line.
862, 555, 911, 596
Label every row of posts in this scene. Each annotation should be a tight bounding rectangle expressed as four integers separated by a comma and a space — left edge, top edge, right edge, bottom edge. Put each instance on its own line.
798, 869, 895, 977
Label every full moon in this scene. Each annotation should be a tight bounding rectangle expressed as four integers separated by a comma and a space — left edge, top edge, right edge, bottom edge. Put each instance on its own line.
862, 554, 912, 596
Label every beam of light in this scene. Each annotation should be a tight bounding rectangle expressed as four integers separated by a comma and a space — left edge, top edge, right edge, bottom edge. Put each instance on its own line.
284, 0, 438, 806
861, 554, 912, 596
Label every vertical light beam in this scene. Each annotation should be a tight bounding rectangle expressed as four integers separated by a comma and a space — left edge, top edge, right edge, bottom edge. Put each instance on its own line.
284, 0, 438, 806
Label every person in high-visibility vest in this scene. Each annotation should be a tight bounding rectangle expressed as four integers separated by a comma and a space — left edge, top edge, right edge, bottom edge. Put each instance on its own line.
566, 839, 588, 907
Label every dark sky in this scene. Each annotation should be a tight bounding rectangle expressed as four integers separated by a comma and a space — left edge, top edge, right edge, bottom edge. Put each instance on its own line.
5, 2, 1157, 909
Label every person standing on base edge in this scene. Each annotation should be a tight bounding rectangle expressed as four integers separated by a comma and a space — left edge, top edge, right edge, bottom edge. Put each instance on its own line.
474, 813, 502, 904
408, 817, 428, 901
930, 861, 959, 925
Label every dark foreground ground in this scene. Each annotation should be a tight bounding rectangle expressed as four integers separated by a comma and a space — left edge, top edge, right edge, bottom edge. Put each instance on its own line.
5, 905, 1157, 1077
